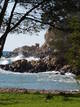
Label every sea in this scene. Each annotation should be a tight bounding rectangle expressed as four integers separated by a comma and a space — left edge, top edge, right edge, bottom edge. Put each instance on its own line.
0, 51, 80, 92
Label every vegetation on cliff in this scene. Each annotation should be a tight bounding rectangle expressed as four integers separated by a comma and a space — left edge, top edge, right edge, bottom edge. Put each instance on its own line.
44, 17, 80, 75
65, 17, 80, 72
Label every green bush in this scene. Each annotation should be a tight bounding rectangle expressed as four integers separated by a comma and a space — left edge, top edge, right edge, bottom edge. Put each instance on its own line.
65, 17, 80, 71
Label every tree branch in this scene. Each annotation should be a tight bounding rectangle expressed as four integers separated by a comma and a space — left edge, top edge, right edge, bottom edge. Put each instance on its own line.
6, 0, 17, 32
0, 0, 17, 40
9, 0, 48, 32
25, 16, 73, 32
0, 0, 9, 28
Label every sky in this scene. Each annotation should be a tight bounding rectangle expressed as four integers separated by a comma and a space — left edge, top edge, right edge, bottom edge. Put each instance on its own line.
0, 30, 46, 51
0, 1, 47, 51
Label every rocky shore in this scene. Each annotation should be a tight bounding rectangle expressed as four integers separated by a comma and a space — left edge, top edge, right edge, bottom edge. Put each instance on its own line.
0, 88, 80, 94
0, 55, 74, 74
0, 44, 80, 75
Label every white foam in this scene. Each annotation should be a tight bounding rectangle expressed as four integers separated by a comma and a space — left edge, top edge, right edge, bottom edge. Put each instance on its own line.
42, 71, 60, 74
11, 54, 24, 62
0, 57, 10, 65
0, 60, 9, 65
0, 54, 40, 65
26, 56, 40, 61
0, 68, 38, 75
65, 72, 75, 77
11, 55, 40, 62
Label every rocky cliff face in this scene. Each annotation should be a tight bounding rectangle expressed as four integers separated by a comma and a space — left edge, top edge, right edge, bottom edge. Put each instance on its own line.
12, 27, 70, 58
13, 42, 53, 58
42, 28, 70, 56
13, 44, 42, 57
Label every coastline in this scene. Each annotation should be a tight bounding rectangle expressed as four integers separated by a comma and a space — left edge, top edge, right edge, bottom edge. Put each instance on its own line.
0, 51, 80, 75
0, 88, 80, 95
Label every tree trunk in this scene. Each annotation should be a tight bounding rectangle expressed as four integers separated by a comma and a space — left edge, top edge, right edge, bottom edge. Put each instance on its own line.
0, 32, 8, 57
0, 0, 9, 28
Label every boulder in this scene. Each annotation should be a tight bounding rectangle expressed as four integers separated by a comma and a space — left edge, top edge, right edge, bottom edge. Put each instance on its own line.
60, 65, 71, 72
0, 55, 76, 74
0, 56, 57, 73
0, 59, 33, 73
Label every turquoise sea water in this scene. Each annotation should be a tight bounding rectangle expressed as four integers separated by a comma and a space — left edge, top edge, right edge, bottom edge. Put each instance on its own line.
0, 51, 80, 91
0, 69, 80, 91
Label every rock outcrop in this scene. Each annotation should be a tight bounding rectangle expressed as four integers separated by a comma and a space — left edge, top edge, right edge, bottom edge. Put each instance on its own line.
0, 56, 72, 74
41, 27, 70, 56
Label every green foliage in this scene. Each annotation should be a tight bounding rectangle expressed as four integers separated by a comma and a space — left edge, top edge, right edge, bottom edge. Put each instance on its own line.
46, 28, 70, 56
65, 17, 80, 70
41, 0, 80, 29
68, 17, 80, 30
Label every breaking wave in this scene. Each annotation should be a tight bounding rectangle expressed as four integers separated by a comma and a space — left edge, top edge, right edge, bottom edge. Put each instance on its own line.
0, 53, 80, 91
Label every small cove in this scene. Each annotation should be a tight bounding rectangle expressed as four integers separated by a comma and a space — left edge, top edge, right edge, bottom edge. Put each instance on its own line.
0, 69, 80, 91
0, 52, 80, 92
